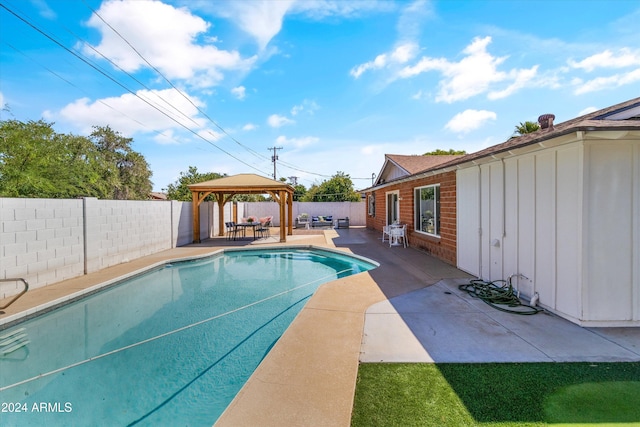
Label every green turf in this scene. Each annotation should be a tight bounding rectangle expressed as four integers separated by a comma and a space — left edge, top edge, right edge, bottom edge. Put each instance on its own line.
351, 362, 640, 427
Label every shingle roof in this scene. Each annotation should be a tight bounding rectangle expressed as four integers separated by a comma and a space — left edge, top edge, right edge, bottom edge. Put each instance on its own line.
365, 97, 640, 191
385, 154, 463, 174
420, 97, 640, 174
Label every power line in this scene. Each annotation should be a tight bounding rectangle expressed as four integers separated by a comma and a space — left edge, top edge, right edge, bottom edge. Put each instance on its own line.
0, 2, 272, 177
2, 2, 374, 183
82, 0, 272, 165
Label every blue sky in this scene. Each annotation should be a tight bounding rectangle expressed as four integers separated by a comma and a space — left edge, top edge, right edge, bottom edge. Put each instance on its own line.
1, 0, 639, 192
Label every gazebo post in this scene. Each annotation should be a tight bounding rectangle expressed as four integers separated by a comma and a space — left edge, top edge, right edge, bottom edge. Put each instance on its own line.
216, 194, 226, 237
192, 191, 200, 243
279, 190, 286, 242
287, 192, 293, 236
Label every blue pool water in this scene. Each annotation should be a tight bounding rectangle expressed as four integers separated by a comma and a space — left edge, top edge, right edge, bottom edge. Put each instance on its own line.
0, 248, 376, 426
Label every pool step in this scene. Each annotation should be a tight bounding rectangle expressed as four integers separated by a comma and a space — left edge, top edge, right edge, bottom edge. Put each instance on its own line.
0, 328, 29, 356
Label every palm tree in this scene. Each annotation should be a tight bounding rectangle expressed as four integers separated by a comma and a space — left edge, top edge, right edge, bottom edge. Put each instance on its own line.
514, 121, 540, 135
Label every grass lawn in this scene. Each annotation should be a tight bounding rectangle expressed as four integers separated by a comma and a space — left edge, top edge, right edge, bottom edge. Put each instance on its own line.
351, 362, 640, 427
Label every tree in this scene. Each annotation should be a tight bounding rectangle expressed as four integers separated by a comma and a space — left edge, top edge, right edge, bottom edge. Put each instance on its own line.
292, 184, 307, 201
164, 166, 225, 201
423, 148, 467, 155
89, 126, 152, 200
514, 121, 540, 135
301, 172, 360, 202
0, 119, 109, 198
0, 119, 153, 199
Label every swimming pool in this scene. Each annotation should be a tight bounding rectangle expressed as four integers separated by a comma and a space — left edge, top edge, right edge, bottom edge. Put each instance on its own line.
0, 247, 377, 426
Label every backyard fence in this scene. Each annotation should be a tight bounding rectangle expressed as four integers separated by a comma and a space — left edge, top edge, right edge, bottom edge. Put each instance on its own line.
1, 198, 363, 296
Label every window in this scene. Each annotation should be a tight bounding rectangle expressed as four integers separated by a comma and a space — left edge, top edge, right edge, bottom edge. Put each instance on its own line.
415, 184, 440, 236
368, 193, 376, 216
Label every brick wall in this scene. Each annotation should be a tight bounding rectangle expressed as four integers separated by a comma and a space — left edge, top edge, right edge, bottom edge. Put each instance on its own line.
365, 170, 457, 265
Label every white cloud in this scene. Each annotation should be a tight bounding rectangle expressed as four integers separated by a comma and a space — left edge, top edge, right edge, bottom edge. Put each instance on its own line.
32, 0, 56, 19
275, 135, 318, 148
445, 109, 497, 134
488, 66, 538, 100
578, 106, 598, 116
412, 37, 509, 103
568, 48, 640, 72
267, 114, 295, 128
55, 88, 205, 137
203, 0, 294, 50
350, 42, 418, 78
574, 68, 640, 94
370, 36, 538, 103
231, 86, 246, 100
242, 123, 257, 131
197, 128, 224, 142
291, 99, 320, 116
396, 0, 433, 42
84, 0, 256, 88
290, 0, 396, 20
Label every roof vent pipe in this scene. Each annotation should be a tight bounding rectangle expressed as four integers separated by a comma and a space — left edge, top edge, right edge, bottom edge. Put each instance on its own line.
538, 114, 555, 130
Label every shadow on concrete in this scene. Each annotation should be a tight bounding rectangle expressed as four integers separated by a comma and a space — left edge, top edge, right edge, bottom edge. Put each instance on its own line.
331, 228, 640, 364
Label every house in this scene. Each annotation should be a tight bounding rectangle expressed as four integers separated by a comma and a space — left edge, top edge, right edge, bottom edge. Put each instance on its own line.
149, 192, 167, 200
365, 97, 640, 327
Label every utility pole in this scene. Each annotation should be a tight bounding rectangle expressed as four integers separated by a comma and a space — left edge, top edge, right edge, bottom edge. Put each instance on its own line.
288, 176, 299, 186
268, 146, 283, 179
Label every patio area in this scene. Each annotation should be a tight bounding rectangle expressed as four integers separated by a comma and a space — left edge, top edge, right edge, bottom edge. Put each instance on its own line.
1, 227, 639, 426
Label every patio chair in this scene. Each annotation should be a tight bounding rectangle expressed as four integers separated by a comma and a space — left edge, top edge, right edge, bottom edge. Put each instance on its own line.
256, 217, 272, 239
389, 224, 407, 248
225, 222, 244, 240
225, 222, 237, 240
382, 225, 391, 242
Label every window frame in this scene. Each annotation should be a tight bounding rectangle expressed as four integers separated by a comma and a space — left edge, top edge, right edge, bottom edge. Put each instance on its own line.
368, 193, 375, 216
414, 184, 441, 237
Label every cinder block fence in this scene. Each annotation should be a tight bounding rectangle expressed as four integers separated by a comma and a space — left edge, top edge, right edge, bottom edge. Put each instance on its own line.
1, 198, 364, 297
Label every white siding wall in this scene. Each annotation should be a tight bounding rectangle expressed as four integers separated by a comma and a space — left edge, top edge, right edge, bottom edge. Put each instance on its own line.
456, 167, 480, 275
555, 146, 583, 319
584, 140, 639, 323
457, 137, 639, 326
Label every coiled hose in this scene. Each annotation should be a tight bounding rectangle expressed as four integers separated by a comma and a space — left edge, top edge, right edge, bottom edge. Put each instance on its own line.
458, 278, 544, 315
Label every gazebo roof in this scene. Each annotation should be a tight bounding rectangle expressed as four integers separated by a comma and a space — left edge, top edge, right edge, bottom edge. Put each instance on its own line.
188, 173, 294, 243
188, 173, 294, 194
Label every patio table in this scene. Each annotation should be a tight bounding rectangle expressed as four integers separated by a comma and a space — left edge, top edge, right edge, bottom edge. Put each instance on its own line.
237, 222, 260, 240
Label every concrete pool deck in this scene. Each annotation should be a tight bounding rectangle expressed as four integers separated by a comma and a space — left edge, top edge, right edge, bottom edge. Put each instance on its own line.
2, 227, 639, 426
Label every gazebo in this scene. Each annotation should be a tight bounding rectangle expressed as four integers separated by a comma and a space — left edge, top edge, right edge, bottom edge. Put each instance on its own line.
187, 174, 295, 243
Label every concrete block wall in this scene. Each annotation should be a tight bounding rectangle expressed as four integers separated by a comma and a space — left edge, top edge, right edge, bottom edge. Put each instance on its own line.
84, 198, 172, 273
1, 198, 220, 298
1, 198, 85, 297
242, 201, 365, 226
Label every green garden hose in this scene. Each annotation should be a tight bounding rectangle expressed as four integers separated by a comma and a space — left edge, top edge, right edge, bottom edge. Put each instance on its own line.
458, 279, 544, 315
